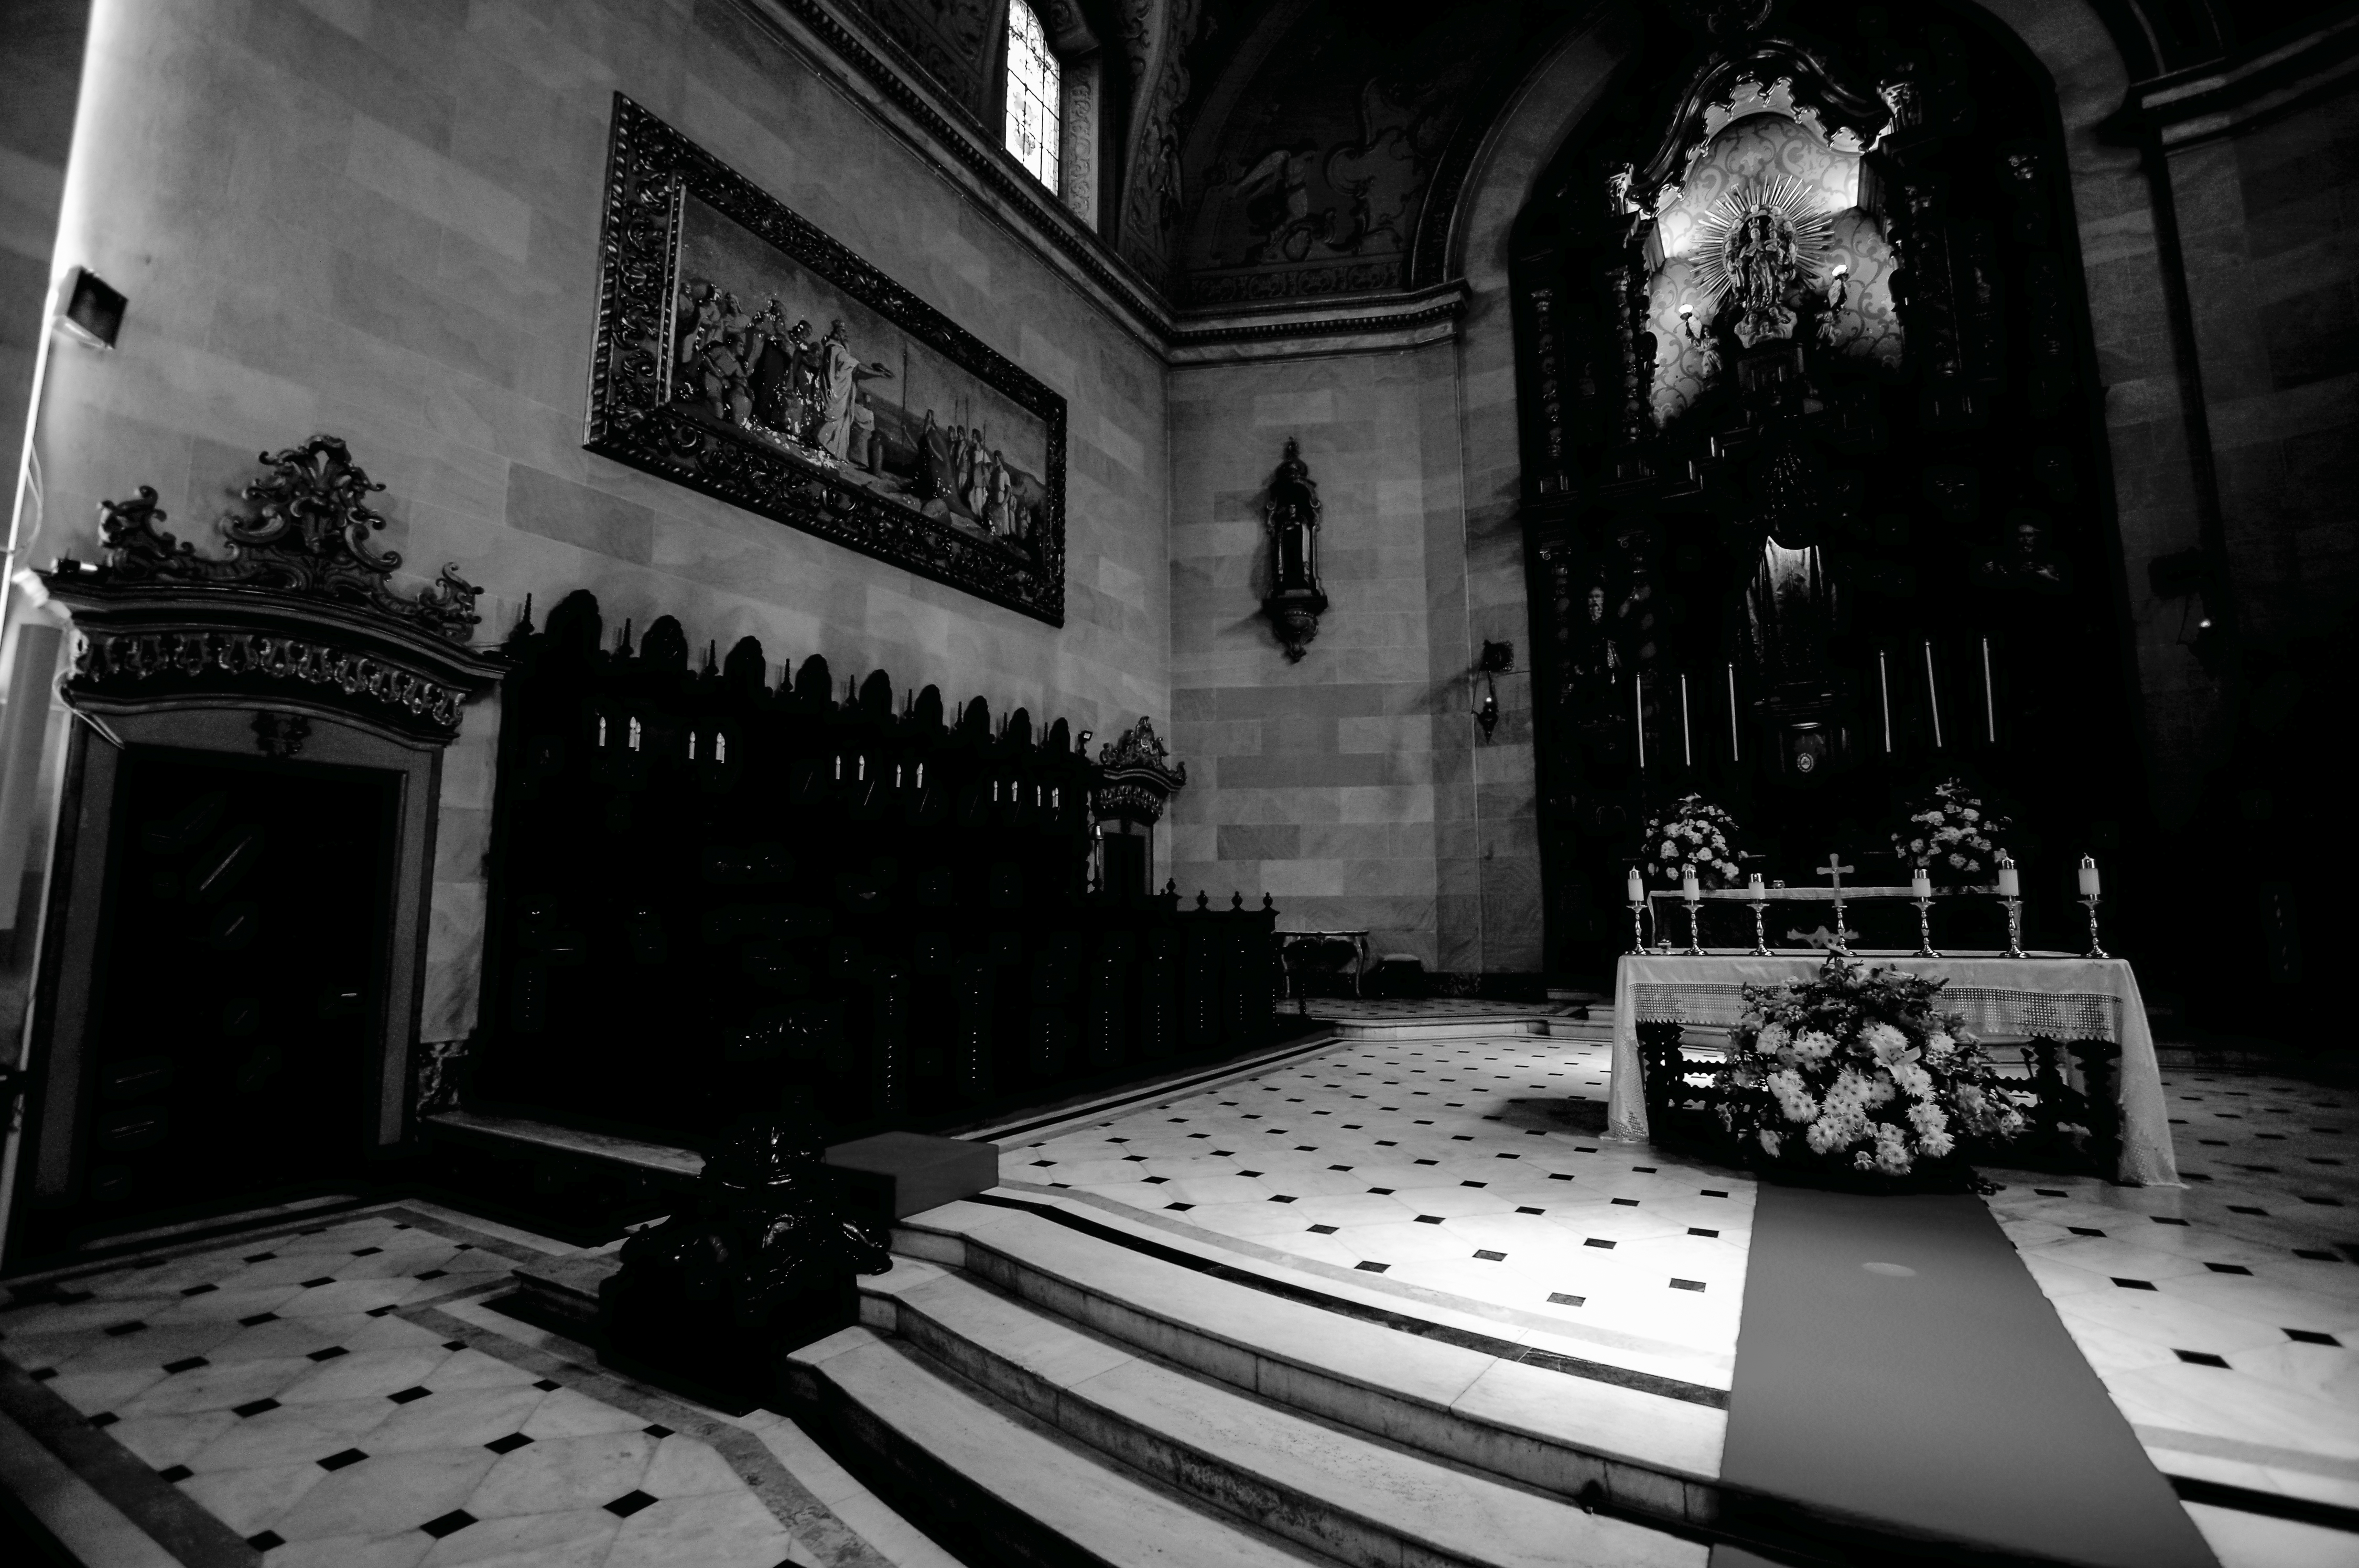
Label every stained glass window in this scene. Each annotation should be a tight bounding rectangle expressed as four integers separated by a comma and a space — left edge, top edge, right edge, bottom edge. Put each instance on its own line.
1004, 0, 1060, 192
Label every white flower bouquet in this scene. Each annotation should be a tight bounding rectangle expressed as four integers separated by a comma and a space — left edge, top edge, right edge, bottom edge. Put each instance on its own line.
1890, 778, 2011, 888
1716, 954, 2028, 1180
1639, 793, 1746, 889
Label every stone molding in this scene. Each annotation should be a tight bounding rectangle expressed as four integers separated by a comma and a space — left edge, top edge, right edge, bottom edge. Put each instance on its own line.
2128, 8, 2359, 147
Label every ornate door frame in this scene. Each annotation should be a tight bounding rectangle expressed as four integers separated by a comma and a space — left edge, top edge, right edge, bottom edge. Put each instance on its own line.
6, 437, 502, 1255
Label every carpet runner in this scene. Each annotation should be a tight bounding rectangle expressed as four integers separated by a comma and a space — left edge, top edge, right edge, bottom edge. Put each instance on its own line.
1711, 1184, 2217, 1567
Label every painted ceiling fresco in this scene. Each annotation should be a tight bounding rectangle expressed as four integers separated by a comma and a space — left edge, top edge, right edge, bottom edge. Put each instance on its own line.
1170, 0, 1538, 308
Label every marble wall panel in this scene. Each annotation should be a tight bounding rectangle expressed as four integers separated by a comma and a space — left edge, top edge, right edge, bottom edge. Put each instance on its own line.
38, 0, 1172, 1046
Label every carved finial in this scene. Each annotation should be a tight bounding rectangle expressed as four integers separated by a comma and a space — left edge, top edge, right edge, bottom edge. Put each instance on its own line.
1195, 890, 1209, 910
704, 640, 718, 676
85, 436, 482, 642
1262, 892, 1274, 910
1231, 890, 1243, 909
616, 618, 633, 656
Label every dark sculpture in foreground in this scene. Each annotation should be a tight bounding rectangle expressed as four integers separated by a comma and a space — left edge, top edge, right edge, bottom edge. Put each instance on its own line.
601, 1096, 892, 1404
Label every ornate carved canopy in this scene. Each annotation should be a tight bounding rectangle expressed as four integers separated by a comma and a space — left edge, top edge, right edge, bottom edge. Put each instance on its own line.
1095, 715, 1188, 826
38, 435, 504, 746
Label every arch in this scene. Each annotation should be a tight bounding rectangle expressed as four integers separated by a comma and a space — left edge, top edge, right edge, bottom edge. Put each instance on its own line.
1447, 0, 2211, 832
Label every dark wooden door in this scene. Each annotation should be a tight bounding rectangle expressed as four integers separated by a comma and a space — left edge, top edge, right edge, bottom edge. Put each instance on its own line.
70, 747, 398, 1236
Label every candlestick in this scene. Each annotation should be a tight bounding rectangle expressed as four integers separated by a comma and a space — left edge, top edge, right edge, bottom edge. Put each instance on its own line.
1912, 869, 1939, 957
1627, 866, 1647, 955
1748, 877, 1769, 956
1682, 868, 1704, 955
2080, 892, 2107, 959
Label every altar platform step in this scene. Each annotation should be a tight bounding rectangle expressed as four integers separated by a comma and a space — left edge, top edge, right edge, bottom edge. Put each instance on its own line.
789, 1245, 1705, 1568
836, 1196, 1726, 1541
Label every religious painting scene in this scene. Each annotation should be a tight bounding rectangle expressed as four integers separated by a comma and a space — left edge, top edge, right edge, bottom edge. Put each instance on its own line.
673, 194, 1055, 569
1, 1, 2355, 1567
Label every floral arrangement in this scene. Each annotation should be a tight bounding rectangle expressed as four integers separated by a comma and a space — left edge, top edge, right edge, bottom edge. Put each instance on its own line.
1891, 778, 2011, 887
1716, 954, 2028, 1178
1640, 793, 1745, 888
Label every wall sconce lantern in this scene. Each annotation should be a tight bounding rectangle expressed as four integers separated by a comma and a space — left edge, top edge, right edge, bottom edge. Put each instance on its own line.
1474, 639, 1514, 739
1261, 437, 1327, 661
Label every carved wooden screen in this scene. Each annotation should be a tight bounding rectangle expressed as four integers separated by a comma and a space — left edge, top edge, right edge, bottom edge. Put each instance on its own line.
471, 592, 1276, 1144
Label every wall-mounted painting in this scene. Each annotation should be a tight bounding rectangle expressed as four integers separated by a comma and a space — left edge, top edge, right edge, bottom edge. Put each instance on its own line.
586, 95, 1066, 624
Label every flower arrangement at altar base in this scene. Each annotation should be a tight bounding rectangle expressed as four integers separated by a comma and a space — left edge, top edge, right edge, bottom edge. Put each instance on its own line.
1891, 777, 2012, 887
1640, 793, 1745, 888
1715, 954, 2029, 1179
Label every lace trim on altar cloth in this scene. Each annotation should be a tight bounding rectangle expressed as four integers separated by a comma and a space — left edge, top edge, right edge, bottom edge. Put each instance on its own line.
1630, 982, 2122, 1042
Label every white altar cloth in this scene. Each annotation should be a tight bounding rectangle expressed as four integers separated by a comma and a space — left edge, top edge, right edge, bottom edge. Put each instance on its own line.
1606, 952, 2178, 1186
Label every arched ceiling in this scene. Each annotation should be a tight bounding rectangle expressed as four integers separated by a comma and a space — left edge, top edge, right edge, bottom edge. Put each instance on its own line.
839, 0, 2332, 312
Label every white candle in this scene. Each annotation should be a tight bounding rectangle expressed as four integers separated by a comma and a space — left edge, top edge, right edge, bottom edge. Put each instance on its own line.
1748, 872, 1765, 895
2078, 855, 2101, 898
1996, 853, 2020, 899
1634, 673, 1646, 769
1681, 865, 1700, 898
1627, 867, 1644, 903
1911, 867, 1932, 898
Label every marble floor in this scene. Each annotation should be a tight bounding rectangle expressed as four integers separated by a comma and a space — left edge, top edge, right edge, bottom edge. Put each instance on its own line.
1985, 1066, 2359, 1566
1, 1041, 2352, 1568
1005, 1030, 2359, 1568
1001, 1032, 1754, 1392
0, 1202, 955, 1568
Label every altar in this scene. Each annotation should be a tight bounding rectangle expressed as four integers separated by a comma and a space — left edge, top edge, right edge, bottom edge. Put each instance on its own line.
1605, 952, 2179, 1186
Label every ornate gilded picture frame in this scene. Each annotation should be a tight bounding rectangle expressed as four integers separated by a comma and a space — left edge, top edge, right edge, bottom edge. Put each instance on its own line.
585, 95, 1066, 625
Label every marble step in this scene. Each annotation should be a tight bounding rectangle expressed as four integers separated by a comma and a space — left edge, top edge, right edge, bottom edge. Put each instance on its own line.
848, 1257, 1703, 1568
1327, 1018, 1555, 1041
890, 1197, 1725, 1531
786, 1323, 1341, 1568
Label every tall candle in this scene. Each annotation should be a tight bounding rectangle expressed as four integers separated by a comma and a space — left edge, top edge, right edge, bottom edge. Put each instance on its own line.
1726, 663, 1741, 762
1679, 673, 1693, 768
1911, 867, 1932, 898
1681, 864, 1700, 898
1996, 852, 2020, 899
1878, 650, 1892, 754
1924, 639, 1944, 749
1634, 673, 1646, 770
2077, 855, 2101, 898
1627, 867, 1644, 903
1748, 872, 1765, 895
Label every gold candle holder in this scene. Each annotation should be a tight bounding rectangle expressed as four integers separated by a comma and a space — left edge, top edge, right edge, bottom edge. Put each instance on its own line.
1913, 896, 1940, 957
2001, 897, 2027, 959
2080, 894, 2107, 959
1749, 898, 1769, 955
1683, 889, 1704, 955
1628, 898, 1647, 955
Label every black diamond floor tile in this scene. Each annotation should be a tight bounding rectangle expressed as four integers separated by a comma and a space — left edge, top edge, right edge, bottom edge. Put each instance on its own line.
604, 1489, 657, 1518
317, 1447, 367, 1471
420, 1509, 476, 1539
485, 1432, 534, 1454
